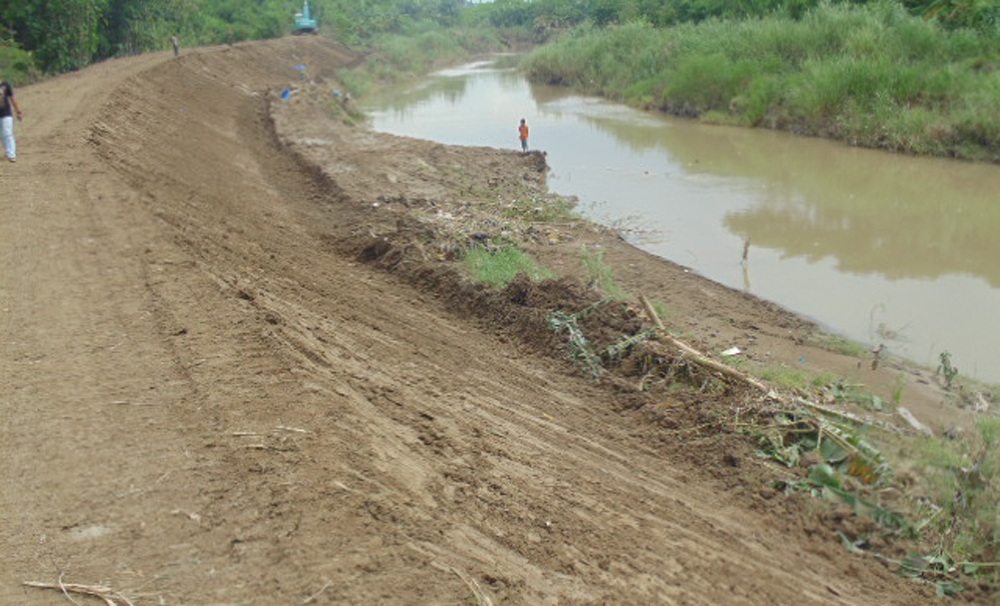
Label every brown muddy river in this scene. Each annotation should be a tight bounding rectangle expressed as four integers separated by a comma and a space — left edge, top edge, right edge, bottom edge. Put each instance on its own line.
362, 59, 1000, 384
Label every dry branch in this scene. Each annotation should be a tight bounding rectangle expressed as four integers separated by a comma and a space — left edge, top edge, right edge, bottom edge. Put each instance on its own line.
794, 397, 904, 435
430, 562, 493, 606
640, 296, 910, 441
897, 406, 933, 436
302, 580, 333, 604
639, 294, 771, 395
23, 580, 135, 606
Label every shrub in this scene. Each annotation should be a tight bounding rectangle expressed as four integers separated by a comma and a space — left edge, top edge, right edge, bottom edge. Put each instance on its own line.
0, 41, 40, 84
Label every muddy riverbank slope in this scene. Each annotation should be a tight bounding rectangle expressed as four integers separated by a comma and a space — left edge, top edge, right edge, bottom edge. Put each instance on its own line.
3, 35, 984, 604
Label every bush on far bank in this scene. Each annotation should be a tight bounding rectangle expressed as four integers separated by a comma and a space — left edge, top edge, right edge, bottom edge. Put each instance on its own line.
0, 40, 40, 85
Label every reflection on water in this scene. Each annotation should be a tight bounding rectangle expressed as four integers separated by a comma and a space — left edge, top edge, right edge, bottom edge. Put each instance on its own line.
362, 60, 1000, 382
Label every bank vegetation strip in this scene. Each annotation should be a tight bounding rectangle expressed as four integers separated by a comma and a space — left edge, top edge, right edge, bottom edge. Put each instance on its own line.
523, 1, 1000, 162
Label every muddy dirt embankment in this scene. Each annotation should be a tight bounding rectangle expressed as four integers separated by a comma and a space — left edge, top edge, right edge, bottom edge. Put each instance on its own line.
1, 35, 950, 604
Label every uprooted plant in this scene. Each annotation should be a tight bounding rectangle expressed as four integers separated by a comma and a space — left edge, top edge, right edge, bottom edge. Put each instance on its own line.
548, 295, 750, 393
548, 299, 657, 383
548, 302, 608, 382
745, 396, 1000, 595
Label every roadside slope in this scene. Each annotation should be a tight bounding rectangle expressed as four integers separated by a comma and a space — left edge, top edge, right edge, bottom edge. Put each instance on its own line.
2, 37, 933, 605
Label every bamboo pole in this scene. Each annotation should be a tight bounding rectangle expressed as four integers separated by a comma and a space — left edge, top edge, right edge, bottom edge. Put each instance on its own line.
638, 294, 771, 395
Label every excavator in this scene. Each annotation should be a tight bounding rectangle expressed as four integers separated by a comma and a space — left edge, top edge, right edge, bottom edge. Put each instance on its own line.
294, 0, 318, 35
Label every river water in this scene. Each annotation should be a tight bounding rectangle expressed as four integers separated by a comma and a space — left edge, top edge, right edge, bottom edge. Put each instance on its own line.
361, 59, 1000, 383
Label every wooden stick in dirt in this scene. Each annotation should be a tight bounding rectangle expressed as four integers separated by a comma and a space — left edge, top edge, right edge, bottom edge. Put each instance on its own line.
793, 397, 905, 435
23, 580, 136, 606
638, 294, 771, 395
640, 296, 908, 436
430, 562, 493, 606
302, 580, 333, 604
449, 568, 493, 606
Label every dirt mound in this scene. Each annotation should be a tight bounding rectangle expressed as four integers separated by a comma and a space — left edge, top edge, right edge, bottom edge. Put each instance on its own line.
1, 35, 962, 605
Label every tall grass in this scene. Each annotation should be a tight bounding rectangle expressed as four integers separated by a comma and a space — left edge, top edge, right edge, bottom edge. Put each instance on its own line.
522, 1, 1000, 161
579, 245, 630, 300
898, 417, 1000, 570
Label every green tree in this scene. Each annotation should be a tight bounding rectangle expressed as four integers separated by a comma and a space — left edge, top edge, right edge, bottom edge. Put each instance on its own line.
30, 0, 108, 72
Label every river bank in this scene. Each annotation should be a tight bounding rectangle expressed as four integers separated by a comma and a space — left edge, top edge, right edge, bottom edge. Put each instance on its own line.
360, 56, 1000, 387
4, 34, 992, 603
301, 58, 991, 427
272, 61, 999, 594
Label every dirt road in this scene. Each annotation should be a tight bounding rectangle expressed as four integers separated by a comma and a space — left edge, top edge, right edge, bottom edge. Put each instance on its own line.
2, 37, 939, 605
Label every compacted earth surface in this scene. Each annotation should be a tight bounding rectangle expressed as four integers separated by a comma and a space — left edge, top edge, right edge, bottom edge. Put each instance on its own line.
2, 36, 991, 605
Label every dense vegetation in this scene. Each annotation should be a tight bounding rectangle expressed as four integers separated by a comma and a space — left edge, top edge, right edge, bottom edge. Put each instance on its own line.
3, 1, 997, 81
522, 2, 1000, 161
0, 0, 470, 80
464, 0, 1000, 31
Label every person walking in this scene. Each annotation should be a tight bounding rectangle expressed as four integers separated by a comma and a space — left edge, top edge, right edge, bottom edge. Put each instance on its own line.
171, 35, 180, 58
0, 79, 23, 163
518, 118, 529, 152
